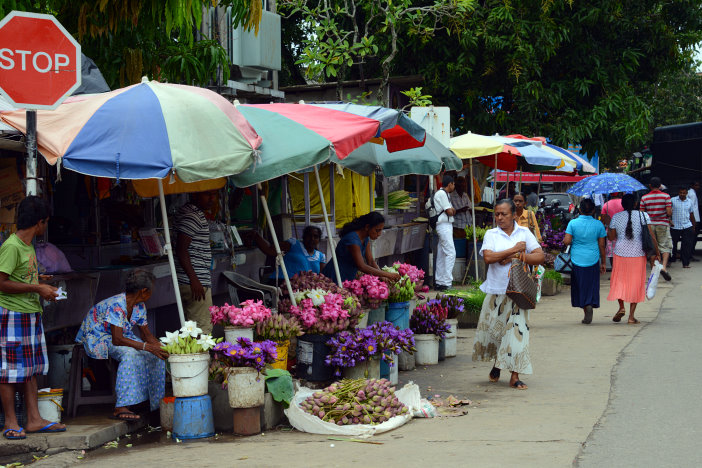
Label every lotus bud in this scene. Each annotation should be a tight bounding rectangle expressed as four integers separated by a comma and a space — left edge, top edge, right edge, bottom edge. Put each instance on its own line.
318, 410, 326, 418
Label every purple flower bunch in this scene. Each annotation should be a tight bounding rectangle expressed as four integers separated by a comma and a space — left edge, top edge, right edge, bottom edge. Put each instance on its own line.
437, 294, 465, 319
325, 321, 416, 372
540, 214, 566, 251
213, 337, 278, 373
410, 303, 451, 338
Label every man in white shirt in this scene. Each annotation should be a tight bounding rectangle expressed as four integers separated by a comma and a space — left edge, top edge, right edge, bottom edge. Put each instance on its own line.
427, 175, 456, 291
671, 187, 696, 268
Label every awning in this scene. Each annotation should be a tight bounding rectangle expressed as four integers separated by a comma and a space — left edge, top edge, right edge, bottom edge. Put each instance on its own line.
494, 171, 593, 183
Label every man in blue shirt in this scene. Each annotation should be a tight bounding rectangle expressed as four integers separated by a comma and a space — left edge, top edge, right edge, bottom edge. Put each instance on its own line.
670, 188, 696, 268
564, 199, 607, 324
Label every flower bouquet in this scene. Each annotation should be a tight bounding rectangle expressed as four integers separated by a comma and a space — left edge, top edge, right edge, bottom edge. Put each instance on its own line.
342, 274, 389, 309
325, 321, 416, 376
209, 299, 272, 328
436, 294, 466, 320
287, 290, 361, 335
160, 320, 220, 355
410, 304, 451, 339
381, 263, 424, 301
255, 314, 303, 370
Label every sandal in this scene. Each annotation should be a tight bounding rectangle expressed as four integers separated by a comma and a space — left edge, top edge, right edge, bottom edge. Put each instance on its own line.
489, 367, 501, 382
628, 318, 640, 324
3, 427, 26, 440
613, 309, 626, 322
109, 411, 141, 422
511, 380, 528, 390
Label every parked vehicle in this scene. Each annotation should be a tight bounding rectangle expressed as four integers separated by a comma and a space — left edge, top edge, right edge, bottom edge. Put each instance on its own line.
539, 192, 577, 222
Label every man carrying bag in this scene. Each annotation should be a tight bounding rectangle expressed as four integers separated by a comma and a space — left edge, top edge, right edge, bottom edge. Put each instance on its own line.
426, 175, 456, 291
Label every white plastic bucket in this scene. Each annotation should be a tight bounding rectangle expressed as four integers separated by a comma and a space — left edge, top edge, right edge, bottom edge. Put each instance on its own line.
37, 391, 63, 423
168, 353, 210, 397
389, 354, 399, 385
227, 367, 265, 409
444, 319, 458, 358
224, 326, 254, 344
356, 311, 369, 329
414, 334, 439, 365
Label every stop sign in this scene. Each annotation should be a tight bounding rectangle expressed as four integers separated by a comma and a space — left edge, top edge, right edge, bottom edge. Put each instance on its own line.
0, 11, 81, 110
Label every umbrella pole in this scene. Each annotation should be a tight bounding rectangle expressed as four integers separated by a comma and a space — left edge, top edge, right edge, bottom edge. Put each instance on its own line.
158, 179, 186, 328
537, 173, 543, 198
493, 153, 497, 227
314, 165, 342, 287
470, 162, 479, 281
257, 183, 296, 306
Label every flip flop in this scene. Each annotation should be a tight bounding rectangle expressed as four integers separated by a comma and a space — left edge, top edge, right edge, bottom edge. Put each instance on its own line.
628, 318, 640, 324
660, 270, 671, 281
3, 427, 26, 440
511, 380, 528, 390
489, 366, 501, 382
613, 310, 626, 322
26, 422, 66, 433
109, 411, 141, 422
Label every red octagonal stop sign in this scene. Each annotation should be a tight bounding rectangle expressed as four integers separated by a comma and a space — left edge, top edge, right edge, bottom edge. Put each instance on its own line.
0, 11, 81, 110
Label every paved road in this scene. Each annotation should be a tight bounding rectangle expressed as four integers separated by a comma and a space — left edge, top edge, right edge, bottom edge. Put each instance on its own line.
577, 261, 702, 467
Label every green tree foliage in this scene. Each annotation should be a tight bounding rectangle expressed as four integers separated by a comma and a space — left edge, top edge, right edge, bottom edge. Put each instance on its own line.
278, 0, 475, 104
0, 1, 262, 88
398, 0, 702, 166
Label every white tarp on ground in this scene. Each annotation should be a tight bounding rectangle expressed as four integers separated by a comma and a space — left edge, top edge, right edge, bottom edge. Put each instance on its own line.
285, 382, 422, 438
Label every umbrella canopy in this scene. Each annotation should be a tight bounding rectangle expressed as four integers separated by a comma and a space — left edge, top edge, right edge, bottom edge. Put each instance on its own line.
0, 79, 262, 181
229, 106, 334, 187
567, 173, 647, 196
310, 102, 426, 152
504, 134, 594, 174
450, 132, 506, 159
336, 133, 462, 177
544, 144, 596, 174
241, 103, 379, 159
487, 136, 577, 172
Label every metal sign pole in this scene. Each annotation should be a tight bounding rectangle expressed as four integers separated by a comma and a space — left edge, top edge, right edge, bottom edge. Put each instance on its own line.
25, 110, 38, 196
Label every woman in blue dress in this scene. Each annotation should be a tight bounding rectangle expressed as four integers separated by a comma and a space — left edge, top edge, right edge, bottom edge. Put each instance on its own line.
322, 212, 400, 283
250, 226, 327, 282
76, 270, 167, 421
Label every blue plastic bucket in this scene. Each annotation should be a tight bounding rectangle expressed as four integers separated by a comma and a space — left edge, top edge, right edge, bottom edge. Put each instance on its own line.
172, 395, 215, 440
366, 305, 386, 325
386, 301, 410, 330
454, 238, 467, 258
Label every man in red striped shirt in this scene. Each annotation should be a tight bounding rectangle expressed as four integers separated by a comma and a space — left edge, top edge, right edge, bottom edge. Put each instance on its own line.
640, 177, 672, 281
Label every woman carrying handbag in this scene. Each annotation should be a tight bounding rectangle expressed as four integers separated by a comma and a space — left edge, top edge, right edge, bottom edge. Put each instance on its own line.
472, 199, 544, 390
606, 194, 660, 324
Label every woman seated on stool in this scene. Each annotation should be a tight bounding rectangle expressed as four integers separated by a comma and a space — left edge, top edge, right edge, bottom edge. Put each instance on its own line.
76, 270, 168, 421
248, 226, 327, 283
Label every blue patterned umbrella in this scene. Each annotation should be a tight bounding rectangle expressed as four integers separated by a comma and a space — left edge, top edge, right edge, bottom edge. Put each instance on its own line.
566, 173, 647, 196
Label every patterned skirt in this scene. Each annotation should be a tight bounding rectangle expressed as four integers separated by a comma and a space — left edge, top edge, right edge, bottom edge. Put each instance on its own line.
472, 294, 532, 375
0, 307, 48, 383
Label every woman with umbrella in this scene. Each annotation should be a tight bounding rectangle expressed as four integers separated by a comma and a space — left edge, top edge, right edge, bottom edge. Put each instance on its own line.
606, 194, 660, 324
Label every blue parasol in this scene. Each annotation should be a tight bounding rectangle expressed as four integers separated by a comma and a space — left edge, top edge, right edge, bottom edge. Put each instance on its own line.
566, 173, 647, 196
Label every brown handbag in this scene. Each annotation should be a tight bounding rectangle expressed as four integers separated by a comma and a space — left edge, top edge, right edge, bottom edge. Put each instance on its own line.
506, 253, 538, 310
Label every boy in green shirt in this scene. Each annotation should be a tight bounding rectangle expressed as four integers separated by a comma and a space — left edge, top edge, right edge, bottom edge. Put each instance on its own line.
0, 196, 63, 439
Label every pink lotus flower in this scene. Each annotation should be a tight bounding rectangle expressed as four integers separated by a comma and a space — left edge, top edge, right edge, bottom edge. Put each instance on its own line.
210, 300, 271, 327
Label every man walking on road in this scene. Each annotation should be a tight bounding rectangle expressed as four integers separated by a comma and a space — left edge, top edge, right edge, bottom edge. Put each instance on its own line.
688, 181, 700, 258
670, 187, 696, 268
429, 175, 456, 291
175, 191, 215, 333
0, 196, 64, 439
640, 177, 672, 281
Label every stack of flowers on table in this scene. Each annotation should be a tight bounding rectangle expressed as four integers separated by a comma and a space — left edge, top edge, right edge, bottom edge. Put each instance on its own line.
325, 321, 416, 377
255, 314, 302, 369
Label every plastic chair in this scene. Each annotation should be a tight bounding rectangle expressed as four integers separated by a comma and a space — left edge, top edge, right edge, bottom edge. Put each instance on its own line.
65, 344, 118, 418
221, 271, 279, 311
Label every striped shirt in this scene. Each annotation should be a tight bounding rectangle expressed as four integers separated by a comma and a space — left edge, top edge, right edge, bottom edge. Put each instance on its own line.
671, 196, 694, 230
174, 203, 212, 287
639, 189, 671, 226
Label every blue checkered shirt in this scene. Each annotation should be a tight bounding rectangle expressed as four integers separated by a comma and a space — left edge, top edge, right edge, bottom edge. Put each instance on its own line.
671, 196, 694, 230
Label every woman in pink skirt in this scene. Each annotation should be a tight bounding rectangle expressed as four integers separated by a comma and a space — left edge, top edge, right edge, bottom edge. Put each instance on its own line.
607, 194, 660, 324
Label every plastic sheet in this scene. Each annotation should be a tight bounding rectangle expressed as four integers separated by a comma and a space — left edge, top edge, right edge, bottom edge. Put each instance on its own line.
284, 382, 421, 438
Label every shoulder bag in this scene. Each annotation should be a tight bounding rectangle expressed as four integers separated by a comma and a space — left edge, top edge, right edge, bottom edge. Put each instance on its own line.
428, 190, 445, 230
554, 245, 573, 274
638, 211, 657, 257
506, 253, 539, 310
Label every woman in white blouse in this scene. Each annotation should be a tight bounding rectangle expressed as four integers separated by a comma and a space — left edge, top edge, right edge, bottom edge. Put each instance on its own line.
472, 199, 544, 390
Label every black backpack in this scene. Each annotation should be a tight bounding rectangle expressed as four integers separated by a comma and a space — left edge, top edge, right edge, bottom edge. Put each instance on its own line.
428, 190, 445, 230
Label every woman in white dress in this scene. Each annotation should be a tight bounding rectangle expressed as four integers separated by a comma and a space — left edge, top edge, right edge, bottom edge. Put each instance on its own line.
472, 199, 544, 390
